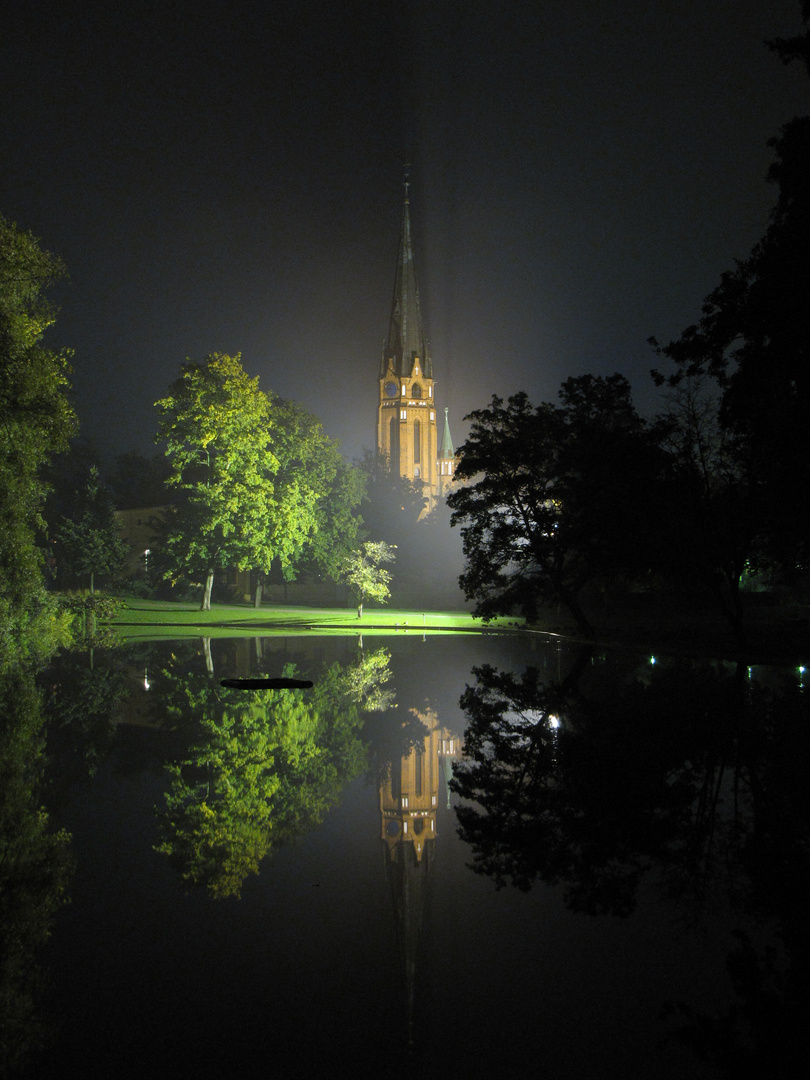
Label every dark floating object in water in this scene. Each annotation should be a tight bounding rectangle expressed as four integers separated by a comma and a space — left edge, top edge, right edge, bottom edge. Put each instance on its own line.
220, 678, 313, 690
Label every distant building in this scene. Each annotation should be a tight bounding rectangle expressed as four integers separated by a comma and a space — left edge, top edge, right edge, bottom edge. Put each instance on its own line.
377, 182, 456, 508
115, 506, 165, 576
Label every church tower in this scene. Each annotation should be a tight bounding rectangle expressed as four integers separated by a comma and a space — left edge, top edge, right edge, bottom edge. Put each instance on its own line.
377, 182, 439, 501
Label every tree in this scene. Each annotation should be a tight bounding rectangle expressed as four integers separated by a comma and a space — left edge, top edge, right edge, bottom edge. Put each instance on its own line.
0, 215, 76, 619
651, 7, 810, 575
657, 378, 758, 641
341, 540, 396, 618
447, 378, 668, 638
358, 449, 428, 544
155, 353, 280, 610
55, 465, 129, 593
156, 355, 363, 609
294, 452, 366, 585
255, 399, 365, 601
107, 450, 172, 510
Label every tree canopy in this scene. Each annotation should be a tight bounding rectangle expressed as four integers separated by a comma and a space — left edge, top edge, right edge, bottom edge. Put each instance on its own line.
0, 215, 76, 620
55, 465, 129, 593
341, 540, 397, 619
651, 8, 810, 575
155, 353, 282, 609
264, 398, 365, 587
448, 376, 668, 637
155, 353, 364, 608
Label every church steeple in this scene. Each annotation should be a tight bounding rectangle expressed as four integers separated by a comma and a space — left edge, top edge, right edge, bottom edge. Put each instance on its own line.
377, 180, 439, 503
381, 180, 432, 381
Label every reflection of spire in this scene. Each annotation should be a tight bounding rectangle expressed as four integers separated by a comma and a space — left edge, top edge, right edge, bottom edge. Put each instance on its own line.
383, 831, 432, 1052
441, 754, 455, 810
379, 709, 463, 1052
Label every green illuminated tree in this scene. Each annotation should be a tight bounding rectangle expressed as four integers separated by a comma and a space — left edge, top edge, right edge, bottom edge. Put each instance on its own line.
341, 540, 397, 619
0, 215, 76, 620
254, 399, 365, 601
156, 355, 364, 608
155, 353, 280, 609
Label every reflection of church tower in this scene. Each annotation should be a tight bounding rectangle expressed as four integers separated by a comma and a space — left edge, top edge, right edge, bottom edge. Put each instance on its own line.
380, 707, 462, 1049
377, 182, 441, 505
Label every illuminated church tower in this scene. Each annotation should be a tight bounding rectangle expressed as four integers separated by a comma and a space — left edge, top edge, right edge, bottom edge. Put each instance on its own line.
377, 182, 440, 502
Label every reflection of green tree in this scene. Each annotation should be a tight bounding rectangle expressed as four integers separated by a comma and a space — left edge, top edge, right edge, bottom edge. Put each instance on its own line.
155, 649, 390, 899
0, 657, 72, 1073
42, 650, 128, 782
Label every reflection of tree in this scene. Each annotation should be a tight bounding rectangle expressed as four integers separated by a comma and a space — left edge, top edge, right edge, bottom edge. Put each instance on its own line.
154, 649, 391, 899
451, 655, 755, 914
42, 650, 128, 784
0, 657, 72, 1073
452, 654, 810, 1074
663, 676, 810, 1078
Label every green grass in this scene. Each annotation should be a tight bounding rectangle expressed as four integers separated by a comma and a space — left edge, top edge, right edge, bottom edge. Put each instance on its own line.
108, 597, 522, 642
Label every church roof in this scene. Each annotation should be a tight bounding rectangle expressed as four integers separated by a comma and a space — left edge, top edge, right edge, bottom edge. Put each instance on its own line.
439, 407, 455, 459
382, 187, 432, 380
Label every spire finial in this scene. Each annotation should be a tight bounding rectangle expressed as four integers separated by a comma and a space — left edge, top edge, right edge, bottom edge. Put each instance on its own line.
403, 162, 411, 201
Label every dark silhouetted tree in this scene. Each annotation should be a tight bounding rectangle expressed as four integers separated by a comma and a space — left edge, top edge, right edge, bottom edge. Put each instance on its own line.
55, 466, 129, 593
448, 376, 669, 637
652, 6, 810, 576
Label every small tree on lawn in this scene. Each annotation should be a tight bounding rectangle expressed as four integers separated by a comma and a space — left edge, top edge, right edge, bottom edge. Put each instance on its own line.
55, 465, 128, 594
341, 541, 396, 619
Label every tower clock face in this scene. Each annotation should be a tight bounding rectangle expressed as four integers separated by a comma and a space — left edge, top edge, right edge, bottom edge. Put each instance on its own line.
384, 381, 398, 398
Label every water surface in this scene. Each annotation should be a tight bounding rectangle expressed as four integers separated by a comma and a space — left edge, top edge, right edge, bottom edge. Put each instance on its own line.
18, 632, 806, 1078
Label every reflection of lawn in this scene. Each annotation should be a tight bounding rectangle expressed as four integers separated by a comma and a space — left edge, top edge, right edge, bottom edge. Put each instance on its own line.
111, 598, 519, 641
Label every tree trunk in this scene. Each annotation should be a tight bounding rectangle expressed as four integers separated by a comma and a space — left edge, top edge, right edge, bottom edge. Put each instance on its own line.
202, 636, 214, 676
559, 587, 596, 640
201, 570, 214, 610
90, 570, 95, 596
254, 576, 263, 608
357, 602, 363, 619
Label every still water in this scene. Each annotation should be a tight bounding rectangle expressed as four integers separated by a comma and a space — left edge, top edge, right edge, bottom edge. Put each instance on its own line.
14, 631, 808, 1078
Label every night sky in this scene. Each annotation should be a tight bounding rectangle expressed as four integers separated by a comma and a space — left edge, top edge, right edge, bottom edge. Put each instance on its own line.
2, 0, 807, 465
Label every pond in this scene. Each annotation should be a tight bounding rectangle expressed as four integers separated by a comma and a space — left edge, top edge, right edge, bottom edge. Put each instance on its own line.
8, 631, 809, 1078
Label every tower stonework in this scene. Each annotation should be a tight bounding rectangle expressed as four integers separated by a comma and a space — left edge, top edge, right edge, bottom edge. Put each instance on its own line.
377, 186, 439, 502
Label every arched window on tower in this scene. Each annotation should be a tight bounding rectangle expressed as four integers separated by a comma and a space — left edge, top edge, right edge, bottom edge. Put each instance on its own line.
389, 415, 400, 462
413, 420, 421, 465
412, 383, 422, 398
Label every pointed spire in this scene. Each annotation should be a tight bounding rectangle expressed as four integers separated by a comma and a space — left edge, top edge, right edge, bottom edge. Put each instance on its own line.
439, 406, 454, 460
382, 178, 431, 380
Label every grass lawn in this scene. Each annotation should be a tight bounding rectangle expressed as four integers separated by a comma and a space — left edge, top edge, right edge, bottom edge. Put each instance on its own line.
109, 597, 521, 641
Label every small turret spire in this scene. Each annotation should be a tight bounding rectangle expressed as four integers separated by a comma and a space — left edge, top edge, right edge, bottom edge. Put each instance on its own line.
439, 407, 454, 460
